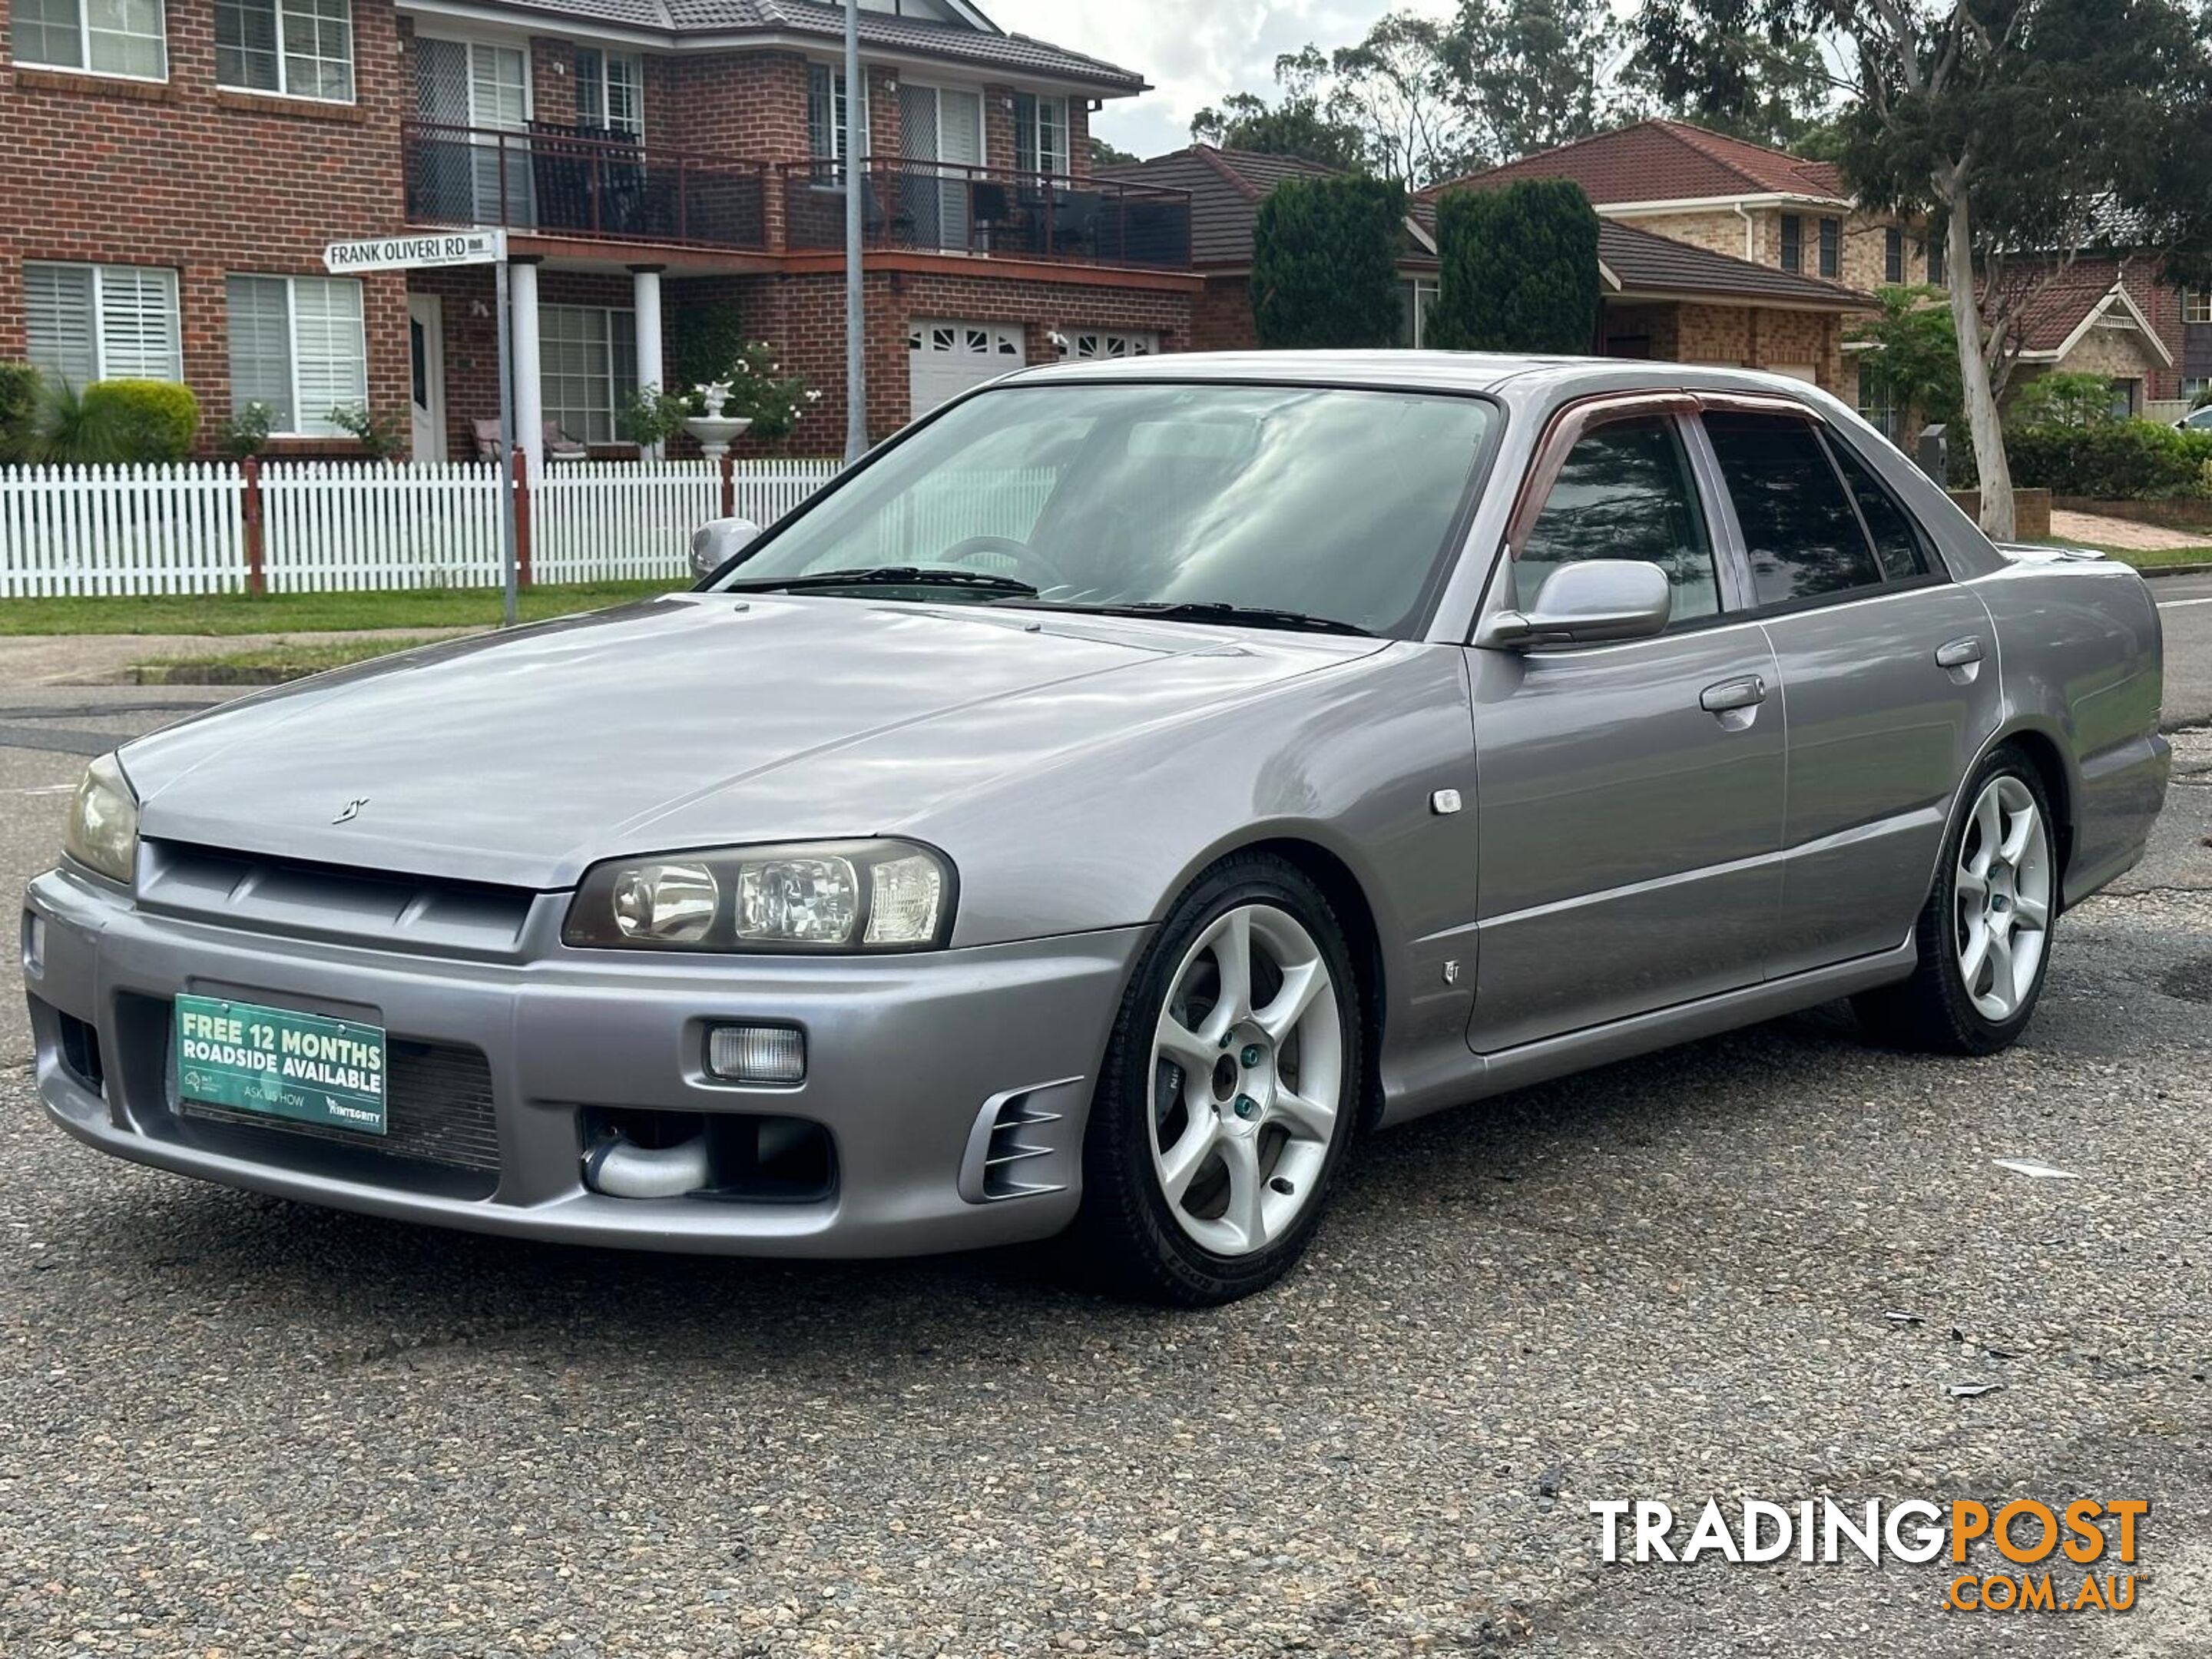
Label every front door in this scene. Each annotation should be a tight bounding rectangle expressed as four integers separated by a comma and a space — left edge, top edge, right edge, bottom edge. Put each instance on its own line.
408, 294, 446, 461
899, 83, 984, 251
1469, 406, 1786, 1053
1697, 409, 2002, 973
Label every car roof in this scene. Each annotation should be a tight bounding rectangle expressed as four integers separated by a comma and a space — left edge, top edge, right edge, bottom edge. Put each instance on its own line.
1003, 349, 1841, 408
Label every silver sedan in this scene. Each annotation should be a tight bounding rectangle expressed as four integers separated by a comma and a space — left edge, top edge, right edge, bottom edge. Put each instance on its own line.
23, 354, 2170, 1304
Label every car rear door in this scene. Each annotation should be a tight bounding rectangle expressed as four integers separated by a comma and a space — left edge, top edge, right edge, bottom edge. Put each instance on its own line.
1465, 397, 1786, 1054
1694, 404, 2004, 975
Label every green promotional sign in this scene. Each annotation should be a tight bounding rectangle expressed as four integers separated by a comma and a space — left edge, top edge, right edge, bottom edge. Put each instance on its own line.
174, 994, 387, 1137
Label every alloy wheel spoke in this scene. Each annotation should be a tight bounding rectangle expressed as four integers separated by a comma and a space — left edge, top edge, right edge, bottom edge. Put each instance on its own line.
1253, 956, 1326, 1046
1974, 786, 2003, 869
1987, 924, 2017, 1008
1955, 865, 1988, 900
1998, 803, 2037, 866
1210, 909, 1255, 1028
1959, 916, 1991, 991
1157, 1015, 1216, 1075
2013, 892, 2050, 930
1157, 1112, 1219, 1204
1271, 1086, 1336, 1144
1217, 1133, 1266, 1252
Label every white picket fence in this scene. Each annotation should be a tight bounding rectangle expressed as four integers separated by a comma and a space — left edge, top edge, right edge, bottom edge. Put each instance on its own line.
535, 459, 839, 585
0, 458, 846, 598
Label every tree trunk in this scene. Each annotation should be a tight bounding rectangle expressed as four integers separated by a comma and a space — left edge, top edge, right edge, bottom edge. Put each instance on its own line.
1943, 188, 2015, 540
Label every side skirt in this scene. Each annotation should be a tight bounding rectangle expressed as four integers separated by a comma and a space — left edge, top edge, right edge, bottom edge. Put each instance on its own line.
1375, 935, 1919, 1130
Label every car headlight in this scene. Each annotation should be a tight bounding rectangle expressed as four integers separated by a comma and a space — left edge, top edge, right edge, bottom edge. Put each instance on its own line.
64, 752, 139, 885
562, 840, 955, 952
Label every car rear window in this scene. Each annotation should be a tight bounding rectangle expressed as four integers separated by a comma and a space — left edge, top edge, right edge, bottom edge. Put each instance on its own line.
1704, 412, 1883, 606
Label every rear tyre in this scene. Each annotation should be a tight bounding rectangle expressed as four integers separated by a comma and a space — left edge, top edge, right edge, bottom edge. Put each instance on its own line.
1070, 853, 1363, 1306
1853, 745, 2058, 1055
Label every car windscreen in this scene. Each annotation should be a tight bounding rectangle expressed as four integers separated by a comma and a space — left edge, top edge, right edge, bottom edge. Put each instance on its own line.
720, 382, 1497, 637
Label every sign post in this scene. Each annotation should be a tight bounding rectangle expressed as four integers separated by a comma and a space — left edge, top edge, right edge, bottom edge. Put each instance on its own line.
324, 230, 520, 627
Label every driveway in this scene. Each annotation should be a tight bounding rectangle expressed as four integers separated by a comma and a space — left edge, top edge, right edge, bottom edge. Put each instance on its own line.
2050, 509, 2210, 554
1, 687, 2207, 1656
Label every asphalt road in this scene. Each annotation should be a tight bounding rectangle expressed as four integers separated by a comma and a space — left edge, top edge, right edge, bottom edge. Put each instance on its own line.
0, 613, 2207, 1657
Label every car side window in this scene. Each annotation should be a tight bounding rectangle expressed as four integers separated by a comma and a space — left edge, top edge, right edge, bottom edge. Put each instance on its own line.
1515, 416, 1719, 622
1704, 412, 1883, 607
1829, 439, 1932, 581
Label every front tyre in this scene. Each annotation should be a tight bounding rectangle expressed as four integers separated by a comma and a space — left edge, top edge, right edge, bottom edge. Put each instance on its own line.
1071, 854, 1363, 1306
1853, 746, 2058, 1055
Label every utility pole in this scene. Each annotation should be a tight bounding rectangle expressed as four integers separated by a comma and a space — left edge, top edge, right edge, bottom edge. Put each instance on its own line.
843, 0, 867, 465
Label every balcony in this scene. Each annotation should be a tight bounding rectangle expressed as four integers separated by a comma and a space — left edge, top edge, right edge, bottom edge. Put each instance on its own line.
403, 121, 769, 251
780, 159, 1193, 271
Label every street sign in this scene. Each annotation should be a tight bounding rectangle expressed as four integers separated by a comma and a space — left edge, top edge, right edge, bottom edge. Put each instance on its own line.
323, 229, 506, 274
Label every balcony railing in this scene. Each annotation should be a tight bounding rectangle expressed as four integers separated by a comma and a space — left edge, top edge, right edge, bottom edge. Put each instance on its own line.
404, 121, 769, 251
779, 159, 1193, 271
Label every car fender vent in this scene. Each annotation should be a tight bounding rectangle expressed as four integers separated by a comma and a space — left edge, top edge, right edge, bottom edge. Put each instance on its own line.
959, 1076, 1087, 1204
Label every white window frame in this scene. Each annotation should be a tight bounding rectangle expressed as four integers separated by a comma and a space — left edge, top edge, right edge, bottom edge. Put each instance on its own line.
215, 0, 353, 102
1399, 277, 1439, 349
12, 0, 168, 81
1019, 94, 1068, 177
225, 273, 368, 439
24, 260, 182, 386
538, 303, 637, 445
2183, 290, 2211, 325
575, 46, 644, 139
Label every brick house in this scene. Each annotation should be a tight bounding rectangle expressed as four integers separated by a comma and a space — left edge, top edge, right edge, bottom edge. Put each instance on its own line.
0, 0, 1200, 465
1413, 118, 2207, 416
1103, 144, 1876, 396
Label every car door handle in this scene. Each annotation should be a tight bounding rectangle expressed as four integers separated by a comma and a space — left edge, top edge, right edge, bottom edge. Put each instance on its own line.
1700, 674, 1768, 714
1936, 636, 1985, 669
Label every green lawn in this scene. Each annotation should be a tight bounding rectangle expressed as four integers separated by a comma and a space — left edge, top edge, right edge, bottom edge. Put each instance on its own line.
0, 580, 684, 636
133, 637, 453, 682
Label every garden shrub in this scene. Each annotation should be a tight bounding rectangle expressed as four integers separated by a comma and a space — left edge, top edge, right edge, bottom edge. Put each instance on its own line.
83, 379, 201, 462
1250, 174, 1406, 349
1429, 179, 1602, 354
0, 361, 39, 462
2004, 418, 2212, 499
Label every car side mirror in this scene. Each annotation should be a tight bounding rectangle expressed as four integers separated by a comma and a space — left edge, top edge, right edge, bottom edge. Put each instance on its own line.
1477, 558, 1673, 650
690, 518, 761, 583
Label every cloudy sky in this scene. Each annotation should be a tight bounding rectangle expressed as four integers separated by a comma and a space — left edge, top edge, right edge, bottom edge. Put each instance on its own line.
982, 0, 1456, 160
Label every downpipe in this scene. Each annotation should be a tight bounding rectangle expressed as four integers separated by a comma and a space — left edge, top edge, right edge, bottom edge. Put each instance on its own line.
584, 1133, 711, 1199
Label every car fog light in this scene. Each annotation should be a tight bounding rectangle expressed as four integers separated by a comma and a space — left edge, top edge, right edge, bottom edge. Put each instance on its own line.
707, 1024, 806, 1086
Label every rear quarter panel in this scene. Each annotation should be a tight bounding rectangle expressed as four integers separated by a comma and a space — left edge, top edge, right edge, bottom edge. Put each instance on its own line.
1974, 561, 2170, 906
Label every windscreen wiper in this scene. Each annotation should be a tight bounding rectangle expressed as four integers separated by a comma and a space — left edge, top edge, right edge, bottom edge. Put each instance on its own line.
722, 565, 1038, 597
998, 598, 1374, 637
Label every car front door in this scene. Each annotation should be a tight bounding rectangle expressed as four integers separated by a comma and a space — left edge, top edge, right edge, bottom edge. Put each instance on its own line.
1466, 400, 1787, 1054
1697, 406, 2003, 974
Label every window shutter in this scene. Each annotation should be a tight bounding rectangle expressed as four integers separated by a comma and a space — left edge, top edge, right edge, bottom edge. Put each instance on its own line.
15, 0, 88, 68
25, 263, 98, 390
1015, 92, 1037, 174
808, 64, 833, 160
227, 275, 295, 429
290, 277, 367, 436
215, 0, 279, 91
98, 267, 181, 381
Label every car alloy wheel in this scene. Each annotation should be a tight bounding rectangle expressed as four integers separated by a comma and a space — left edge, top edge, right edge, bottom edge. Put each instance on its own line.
1952, 773, 2053, 1022
1148, 903, 1344, 1257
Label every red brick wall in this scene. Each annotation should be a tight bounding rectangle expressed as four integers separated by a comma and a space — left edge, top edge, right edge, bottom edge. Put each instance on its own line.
1192, 276, 1258, 351
411, 265, 637, 460
0, 0, 412, 452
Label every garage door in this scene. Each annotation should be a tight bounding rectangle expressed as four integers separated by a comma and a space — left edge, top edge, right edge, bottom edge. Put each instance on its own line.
909, 321, 1024, 418
1767, 363, 1819, 383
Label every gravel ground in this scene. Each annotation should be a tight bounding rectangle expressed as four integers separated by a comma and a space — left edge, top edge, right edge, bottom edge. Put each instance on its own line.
0, 686, 2206, 1657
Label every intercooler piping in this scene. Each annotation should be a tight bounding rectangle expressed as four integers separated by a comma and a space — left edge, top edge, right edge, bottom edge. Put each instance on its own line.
584, 1133, 711, 1199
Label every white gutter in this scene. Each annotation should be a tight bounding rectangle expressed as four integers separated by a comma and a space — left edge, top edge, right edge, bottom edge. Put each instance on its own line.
1734, 203, 1756, 261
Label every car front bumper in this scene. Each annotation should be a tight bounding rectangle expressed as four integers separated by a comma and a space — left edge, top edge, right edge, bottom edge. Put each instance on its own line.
22, 866, 1143, 1257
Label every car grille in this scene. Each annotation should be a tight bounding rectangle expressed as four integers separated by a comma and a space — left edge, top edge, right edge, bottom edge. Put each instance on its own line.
178, 1038, 501, 1174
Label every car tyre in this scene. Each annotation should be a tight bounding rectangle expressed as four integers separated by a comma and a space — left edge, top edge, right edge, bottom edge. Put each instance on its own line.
1069, 853, 1363, 1306
1853, 745, 2058, 1055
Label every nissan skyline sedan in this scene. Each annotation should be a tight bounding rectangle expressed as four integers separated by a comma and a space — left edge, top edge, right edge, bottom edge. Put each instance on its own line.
24, 353, 2170, 1305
